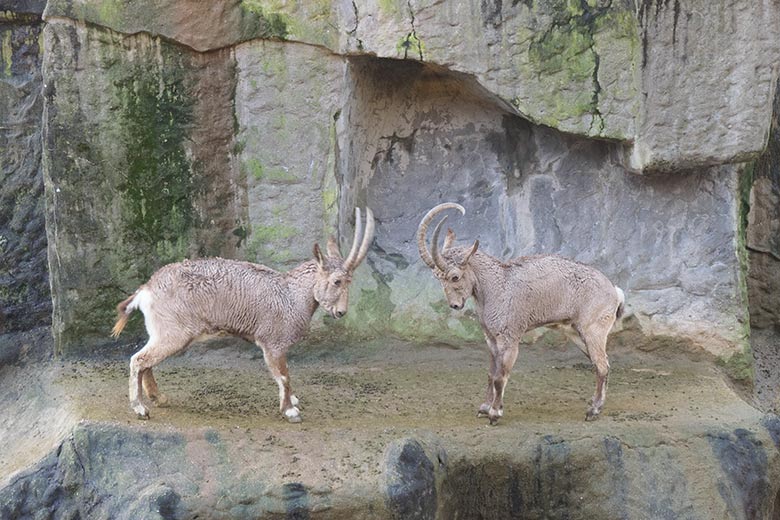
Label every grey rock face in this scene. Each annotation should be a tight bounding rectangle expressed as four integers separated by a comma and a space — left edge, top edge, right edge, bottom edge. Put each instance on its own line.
41, 20, 246, 354
4, 422, 779, 520
631, 0, 780, 172
748, 77, 780, 413
233, 40, 345, 269
340, 58, 746, 355
4, 0, 771, 361
748, 76, 780, 331
383, 437, 444, 520
340, 1, 780, 172
0, 10, 49, 334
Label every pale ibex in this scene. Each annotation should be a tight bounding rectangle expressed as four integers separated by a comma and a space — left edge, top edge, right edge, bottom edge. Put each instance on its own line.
417, 203, 624, 424
111, 208, 375, 423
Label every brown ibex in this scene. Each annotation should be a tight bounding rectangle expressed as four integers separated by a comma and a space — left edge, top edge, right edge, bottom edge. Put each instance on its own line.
417, 203, 624, 424
111, 208, 374, 423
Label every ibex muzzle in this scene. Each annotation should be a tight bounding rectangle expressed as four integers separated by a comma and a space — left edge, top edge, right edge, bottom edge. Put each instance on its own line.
417, 202, 625, 424
112, 207, 374, 423
313, 208, 375, 319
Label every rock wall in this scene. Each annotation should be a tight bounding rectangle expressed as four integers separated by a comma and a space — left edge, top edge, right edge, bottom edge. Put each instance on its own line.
748, 76, 780, 411
632, 0, 780, 171
42, 21, 246, 354
748, 77, 780, 332
0, 5, 49, 335
234, 40, 344, 268
338, 58, 746, 355
0, 0, 777, 362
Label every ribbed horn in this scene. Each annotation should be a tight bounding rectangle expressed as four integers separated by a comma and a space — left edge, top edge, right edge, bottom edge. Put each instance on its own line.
430, 216, 449, 272
353, 207, 375, 269
416, 202, 465, 271
342, 207, 363, 270
343, 207, 374, 272
442, 228, 456, 252
461, 240, 479, 266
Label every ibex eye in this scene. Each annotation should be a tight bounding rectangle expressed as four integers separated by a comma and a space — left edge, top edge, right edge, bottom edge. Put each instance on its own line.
333, 279, 342, 287
451, 275, 460, 282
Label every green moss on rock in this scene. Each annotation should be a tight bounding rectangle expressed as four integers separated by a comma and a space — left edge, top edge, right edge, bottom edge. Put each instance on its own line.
513, 0, 639, 135
718, 345, 754, 385
245, 223, 298, 264
245, 157, 298, 184
351, 273, 397, 334
240, 0, 290, 39
397, 33, 424, 60
111, 49, 196, 276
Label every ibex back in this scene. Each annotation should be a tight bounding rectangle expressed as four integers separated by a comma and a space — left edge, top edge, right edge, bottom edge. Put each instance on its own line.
417, 203, 624, 424
112, 208, 374, 423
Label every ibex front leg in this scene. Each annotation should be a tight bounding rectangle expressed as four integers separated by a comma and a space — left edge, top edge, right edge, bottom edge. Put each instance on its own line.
477, 334, 498, 418
488, 337, 519, 425
260, 344, 301, 423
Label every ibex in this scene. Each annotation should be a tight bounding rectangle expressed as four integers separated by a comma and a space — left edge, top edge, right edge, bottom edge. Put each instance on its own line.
111, 208, 374, 423
417, 203, 625, 424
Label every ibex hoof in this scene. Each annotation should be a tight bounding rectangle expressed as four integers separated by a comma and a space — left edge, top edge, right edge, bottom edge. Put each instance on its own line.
133, 404, 150, 420
585, 409, 600, 421
151, 394, 169, 407
487, 407, 502, 425
477, 404, 490, 418
284, 406, 302, 423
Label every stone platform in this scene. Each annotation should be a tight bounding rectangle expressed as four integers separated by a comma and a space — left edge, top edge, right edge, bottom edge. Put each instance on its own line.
2, 334, 779, 519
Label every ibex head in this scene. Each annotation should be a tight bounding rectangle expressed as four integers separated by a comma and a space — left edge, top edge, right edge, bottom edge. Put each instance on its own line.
416, 203, 479, 311
313, 207, 375, 318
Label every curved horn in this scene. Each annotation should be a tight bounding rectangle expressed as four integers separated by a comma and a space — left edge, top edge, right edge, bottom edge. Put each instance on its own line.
416, 202, 465, 270
342, 207, 363, 270
343, 207, 375, 272
430, 216, 449, 272
442, 228, 455, 253
461, 239, 479, 266
352, 207, 375, 269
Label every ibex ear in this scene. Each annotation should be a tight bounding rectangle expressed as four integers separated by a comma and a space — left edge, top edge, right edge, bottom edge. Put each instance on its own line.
443, 228, 456, 252
461, 240, 479, 266
313, 243, 326, 269
326, 236, 341, 258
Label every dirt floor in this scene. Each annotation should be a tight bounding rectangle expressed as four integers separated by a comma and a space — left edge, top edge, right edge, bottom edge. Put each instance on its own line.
1, 331, 762, 475
1, 331, 777, 518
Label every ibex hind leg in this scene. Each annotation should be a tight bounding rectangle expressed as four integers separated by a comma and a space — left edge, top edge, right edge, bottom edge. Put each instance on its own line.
129, 335, 187, 419
579, 326, 611, 421
142, 368, 169, 407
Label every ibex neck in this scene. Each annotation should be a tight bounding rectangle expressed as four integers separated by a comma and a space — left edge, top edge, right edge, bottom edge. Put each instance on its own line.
468, 252, 501, 307
285, 260, 320, 319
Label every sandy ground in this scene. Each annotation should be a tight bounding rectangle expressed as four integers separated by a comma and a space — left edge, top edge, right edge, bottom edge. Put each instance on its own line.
1, 329, 763, 487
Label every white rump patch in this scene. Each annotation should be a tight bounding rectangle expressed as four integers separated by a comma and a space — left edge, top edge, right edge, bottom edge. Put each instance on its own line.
130, 288, 154, 315
131, 289, 157, 342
